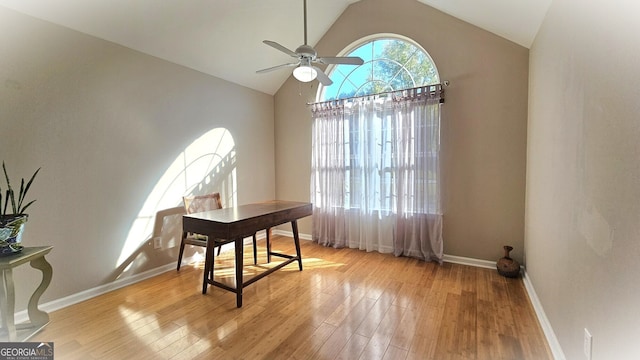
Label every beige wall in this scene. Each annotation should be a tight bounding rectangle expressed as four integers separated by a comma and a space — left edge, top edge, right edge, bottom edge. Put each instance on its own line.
275, 0, 530, 263
526, 0, 640, 358
0, 7, 275, 310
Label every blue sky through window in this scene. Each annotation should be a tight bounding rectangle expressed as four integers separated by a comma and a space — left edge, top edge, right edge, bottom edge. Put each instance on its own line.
320, 38, 439, 101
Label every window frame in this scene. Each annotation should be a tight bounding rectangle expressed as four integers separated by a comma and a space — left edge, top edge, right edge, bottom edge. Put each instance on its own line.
317, 34, 440, 103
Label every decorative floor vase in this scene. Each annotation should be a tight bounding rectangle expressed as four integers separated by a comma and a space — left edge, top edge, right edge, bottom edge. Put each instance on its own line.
0, 214, 27, 256
496, 245, 520, 278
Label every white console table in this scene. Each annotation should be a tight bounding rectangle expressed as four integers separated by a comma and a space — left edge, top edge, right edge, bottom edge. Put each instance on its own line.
0, 246, 53, 342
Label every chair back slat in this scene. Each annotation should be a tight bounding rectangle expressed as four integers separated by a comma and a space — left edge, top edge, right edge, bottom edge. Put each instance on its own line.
183, 193, 223, 214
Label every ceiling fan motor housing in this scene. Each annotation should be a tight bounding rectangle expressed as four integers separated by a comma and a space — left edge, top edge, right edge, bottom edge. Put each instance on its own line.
295, 44, 317, 59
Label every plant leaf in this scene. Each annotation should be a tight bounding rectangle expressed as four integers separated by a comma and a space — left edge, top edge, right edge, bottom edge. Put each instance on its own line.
20, 167, 40, 213
2, 162, 11, 192
19, 200, 36, 214
18, 178, 25, 210
2, 189, 8, 215
2, 162, 16, 215
9, 189, 16, 214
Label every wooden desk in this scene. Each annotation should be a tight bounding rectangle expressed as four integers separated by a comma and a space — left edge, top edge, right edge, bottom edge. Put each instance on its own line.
182, 200, 312, 307
0, 246, 53, 341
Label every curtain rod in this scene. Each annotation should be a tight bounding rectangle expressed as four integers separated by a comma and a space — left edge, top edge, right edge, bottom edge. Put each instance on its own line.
307, 81, 449, 106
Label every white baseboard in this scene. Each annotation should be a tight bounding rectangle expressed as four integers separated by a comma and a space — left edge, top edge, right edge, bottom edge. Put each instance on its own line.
522, 270, 566, 360
442, 254, 496, 269
271, 229, 313, 241
17, 232, 563, 360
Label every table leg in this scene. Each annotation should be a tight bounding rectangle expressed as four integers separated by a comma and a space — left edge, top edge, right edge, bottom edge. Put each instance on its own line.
235, 238, 243, 308
252, 234, 258, 265
27, 256, 52, 327
291, 220, 303, 271
202, 240, 215, 294
266, 227, 271, 263
177, 231, 187, 271
1, 268, 16, 341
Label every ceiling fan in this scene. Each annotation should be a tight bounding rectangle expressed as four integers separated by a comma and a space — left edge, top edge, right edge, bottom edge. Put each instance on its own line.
256, 0, 364, 86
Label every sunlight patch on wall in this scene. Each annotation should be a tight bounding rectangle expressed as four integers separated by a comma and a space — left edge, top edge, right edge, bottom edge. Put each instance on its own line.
117, 128, 236, 269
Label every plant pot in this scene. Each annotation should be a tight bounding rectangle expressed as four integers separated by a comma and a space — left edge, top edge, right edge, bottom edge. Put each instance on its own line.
0, 214, 28, 256
496, 245, 520, 278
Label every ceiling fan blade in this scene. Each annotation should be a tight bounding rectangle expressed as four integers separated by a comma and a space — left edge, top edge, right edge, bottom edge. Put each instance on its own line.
262, 40, 298, 57
316, 56, 364, 65
256, 62, 299, 74
313, 66, 333, 86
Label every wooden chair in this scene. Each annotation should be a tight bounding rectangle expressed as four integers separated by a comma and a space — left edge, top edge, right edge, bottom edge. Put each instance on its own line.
177, 193, 258, 271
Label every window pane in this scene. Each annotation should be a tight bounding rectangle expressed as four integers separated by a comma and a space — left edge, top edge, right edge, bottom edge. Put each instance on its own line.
336, 81, 358, 99
347, 62, 373, 86
350, 42, 373, 62
389, 68, 415, 90
324, 37, 438, 99
354, 82, 377, 97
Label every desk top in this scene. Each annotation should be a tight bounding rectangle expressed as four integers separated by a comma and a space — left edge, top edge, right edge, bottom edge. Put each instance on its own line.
0, 246, 53, 269
183, 200, 312, 239
184, 200, 311, 224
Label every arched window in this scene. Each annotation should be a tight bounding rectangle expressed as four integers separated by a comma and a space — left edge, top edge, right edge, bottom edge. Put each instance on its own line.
319, 36, 440, 101
311, 35, 444, 262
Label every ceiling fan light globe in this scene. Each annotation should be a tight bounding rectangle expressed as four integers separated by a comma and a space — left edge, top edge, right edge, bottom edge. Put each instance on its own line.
293, 65, 317, 82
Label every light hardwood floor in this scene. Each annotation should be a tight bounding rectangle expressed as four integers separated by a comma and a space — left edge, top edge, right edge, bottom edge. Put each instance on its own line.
32, 236, 552, 359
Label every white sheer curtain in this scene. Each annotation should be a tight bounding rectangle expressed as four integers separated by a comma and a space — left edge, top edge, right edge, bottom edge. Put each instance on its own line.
311, 85, 444, 263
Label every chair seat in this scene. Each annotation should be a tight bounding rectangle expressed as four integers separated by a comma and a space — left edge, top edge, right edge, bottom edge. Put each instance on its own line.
183, 235, 234, 249
183, 236, 208, 247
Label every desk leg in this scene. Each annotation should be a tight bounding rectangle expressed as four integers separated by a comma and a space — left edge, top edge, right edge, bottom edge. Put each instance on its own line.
252, 234, 258, 265
1, 268, 16, 341
27, 256, 52, 328
177, 231, 187, 271
266, 228, 271, 264
235, 238, 243, 308
291, 220, 303, 271
202, 240, 215, 294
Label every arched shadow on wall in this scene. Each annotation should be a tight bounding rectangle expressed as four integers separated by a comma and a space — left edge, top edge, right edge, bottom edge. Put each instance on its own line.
104, 128, 236, 283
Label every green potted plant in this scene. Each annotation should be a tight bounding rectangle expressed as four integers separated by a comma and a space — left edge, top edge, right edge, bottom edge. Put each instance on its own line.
0, 162, 40, 256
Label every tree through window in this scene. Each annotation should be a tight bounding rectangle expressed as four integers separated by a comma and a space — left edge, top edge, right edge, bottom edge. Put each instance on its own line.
319, 37, 440, 101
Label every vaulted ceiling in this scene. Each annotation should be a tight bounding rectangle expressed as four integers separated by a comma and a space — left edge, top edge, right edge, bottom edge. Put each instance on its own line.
0, 0, 552, 95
